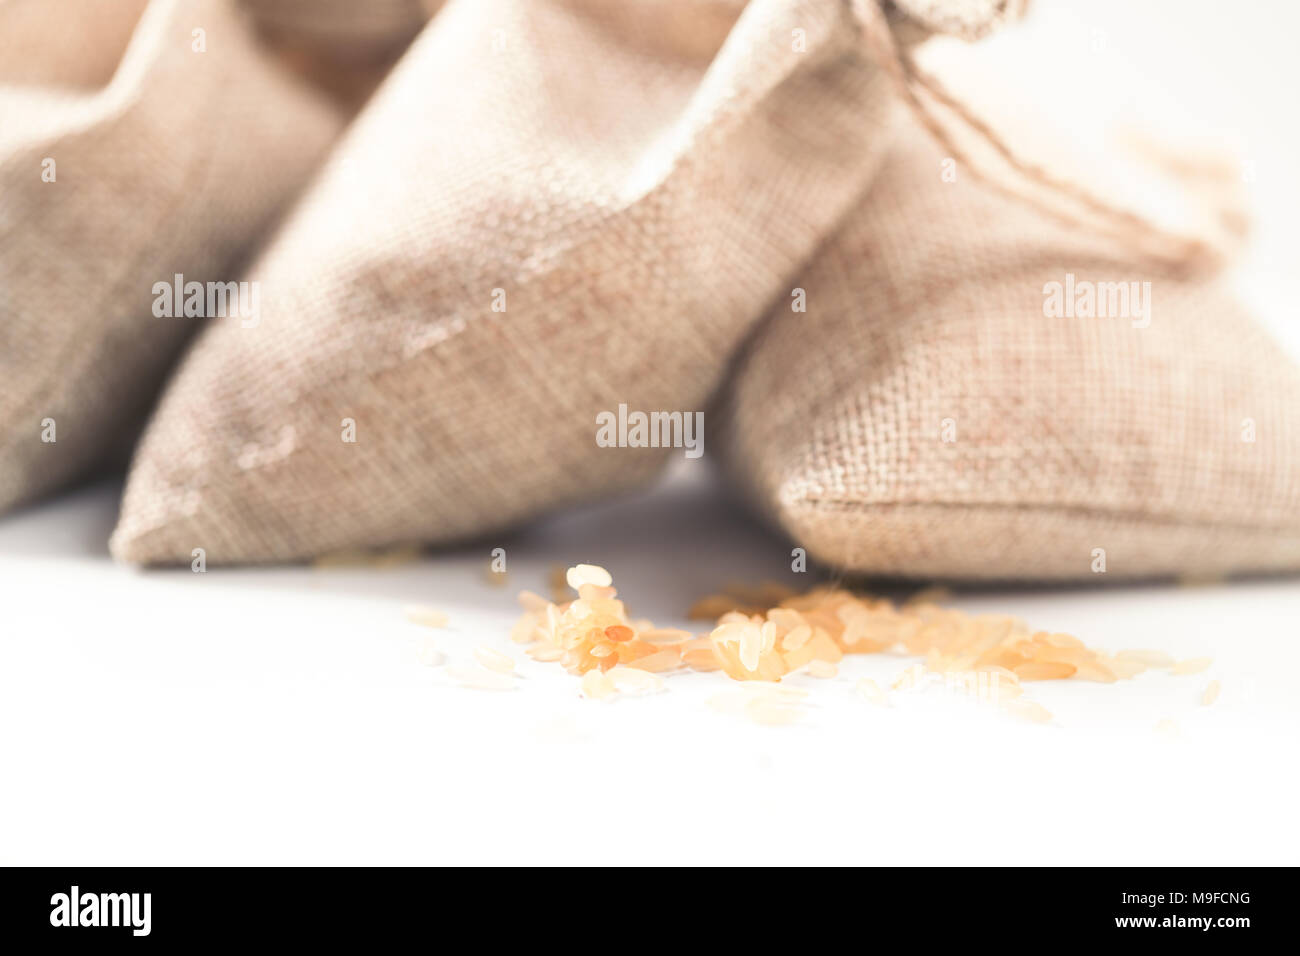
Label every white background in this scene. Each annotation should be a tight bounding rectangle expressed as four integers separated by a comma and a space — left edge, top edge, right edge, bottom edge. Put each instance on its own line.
1, 0, 1297, 865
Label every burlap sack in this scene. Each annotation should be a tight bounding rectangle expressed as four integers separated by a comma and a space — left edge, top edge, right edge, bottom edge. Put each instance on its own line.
240, 0, 432, 59
0, 0, 340, 514
110, 0, 1021, 565
240, 0, 436, 108
0, 0, 151, 88
714, 117, 1300, 580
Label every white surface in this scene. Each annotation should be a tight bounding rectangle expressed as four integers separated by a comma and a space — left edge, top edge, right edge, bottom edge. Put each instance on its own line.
1, 468, 1297, 866
3, 1, 1299, 865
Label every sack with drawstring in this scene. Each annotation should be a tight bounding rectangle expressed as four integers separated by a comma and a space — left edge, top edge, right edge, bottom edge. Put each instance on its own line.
0, 0, 339, 514
713, 32, 1300, 582
111, 0, 1023, 564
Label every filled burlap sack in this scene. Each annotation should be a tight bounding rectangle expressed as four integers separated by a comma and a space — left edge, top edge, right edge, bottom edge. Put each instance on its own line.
0, 0, 340, 514
713, 112, 1300, 580
0, 0, 151, 89
110, 0, 1023, 565
239, 0, 437, 109
239, 0, 432, 59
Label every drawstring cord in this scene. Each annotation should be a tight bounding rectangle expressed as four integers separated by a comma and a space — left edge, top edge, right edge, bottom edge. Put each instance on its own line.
850, 0, 1239, 276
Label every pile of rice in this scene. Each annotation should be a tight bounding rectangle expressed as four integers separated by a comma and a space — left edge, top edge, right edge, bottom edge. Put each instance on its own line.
497, 565, 1213, 721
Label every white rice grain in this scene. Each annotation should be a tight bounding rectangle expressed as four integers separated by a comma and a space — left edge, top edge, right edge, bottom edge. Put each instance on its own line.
405, 605, 449, 628
473, 646, 516, 673
446, 664, 514, 691
566, 564, 612, 590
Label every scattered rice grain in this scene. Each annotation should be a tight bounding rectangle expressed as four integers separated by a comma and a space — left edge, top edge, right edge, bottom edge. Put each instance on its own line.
446, 664, 515, 691
1071, 661, 1118, 683
683, 649, 723, 671
517, 590, 551, 613
1013, 661, 1076, 681
1116, 649, 1176, 668
855, 677, 887, 705
1002, 699, 1052, 724
640, 628, 693, 644
1103, 656, 1147, 679
1172, 657, 1212, 676
781, 624, 812, 651
627, 648, 682, 672
405, 605, 449, 628
607, 665, 663, 695
580, 669, 616, 700
807, 659, 839, 679
473, 646, 515, 674
509, 615, 540, 644
1201, 679, 1221, 706
415, 643, 444, 667
566, 563, 612, 590
500, 564, 1210, 728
